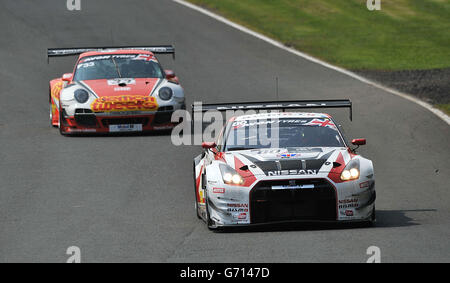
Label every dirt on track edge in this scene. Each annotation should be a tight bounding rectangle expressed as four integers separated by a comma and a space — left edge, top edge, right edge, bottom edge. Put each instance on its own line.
355, 68, 450, 106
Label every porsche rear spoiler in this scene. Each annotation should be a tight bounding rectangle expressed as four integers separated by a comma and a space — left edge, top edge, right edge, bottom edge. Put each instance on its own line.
192, 99, 353, 121
47, 45, 175, 62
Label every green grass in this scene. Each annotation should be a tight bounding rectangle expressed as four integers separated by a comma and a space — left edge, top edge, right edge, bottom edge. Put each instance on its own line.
436, 104, 450, 116
187, 0, 450, 70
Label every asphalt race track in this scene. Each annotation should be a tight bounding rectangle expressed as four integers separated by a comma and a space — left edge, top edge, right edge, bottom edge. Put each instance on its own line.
0, 0, 449, 262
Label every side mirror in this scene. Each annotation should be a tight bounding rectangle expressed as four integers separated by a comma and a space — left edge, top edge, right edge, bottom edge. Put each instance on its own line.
351, 138, 366, 146
62, 73, 73, 82
202, 142, 216, 149
165, 70, 176, 80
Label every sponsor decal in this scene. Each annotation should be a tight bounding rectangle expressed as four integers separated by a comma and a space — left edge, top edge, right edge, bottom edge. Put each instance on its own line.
306, 118, 336, 129
237, 213, 247, 220
232, 120, 277, 129
114, 87, 131, 91
359, 181, 370, 188
109, 124, 142, 132
252, 148, 323, 155
227, 203, 249, 212
107, 78, 136, 86
338, 198, 359, 209
216, 102, 329, 111
272, 184, 314, 190
133, 54, 158, 62
267, 169, 317, 176
213, 187, 225, 194
232, 212, 248, 220
90, 95, 158, 112
227, 203, 248, 208
79, 54, 141, 63
345, 210, 354, 216
231, 119, 312, 130
228, 208, 248, 213
51, 81, 64, 100
278, 153, 297, 158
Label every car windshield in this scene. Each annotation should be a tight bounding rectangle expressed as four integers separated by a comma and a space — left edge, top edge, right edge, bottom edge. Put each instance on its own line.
73, 54, 164, 81
224, 117, 345, 151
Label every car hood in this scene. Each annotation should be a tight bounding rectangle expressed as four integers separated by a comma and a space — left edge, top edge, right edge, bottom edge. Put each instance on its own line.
224, 147, 349, 177
79, 78, 160, 97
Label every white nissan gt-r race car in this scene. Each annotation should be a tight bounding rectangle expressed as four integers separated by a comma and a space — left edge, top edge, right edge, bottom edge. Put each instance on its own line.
193, 100, 375, 230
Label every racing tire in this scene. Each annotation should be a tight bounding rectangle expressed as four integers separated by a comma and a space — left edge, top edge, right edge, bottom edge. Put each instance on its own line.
58, 105, 68, 136
203, 175, 217, 230
363, 206, 376, 227
49, 86, 58, 128
50, 104, 58, 128
49, 104, 54, 127
193, 162, 202, 220
370, 206, 376, 225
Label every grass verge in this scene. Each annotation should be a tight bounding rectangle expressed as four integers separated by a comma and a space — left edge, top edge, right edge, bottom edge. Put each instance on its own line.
186, 0, 449, 115
436, 104, 450, 116
187, 0, 450, 71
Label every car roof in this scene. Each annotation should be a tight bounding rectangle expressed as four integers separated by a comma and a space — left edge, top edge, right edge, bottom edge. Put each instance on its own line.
232, 112, 332, 121
78, 49, 153, 59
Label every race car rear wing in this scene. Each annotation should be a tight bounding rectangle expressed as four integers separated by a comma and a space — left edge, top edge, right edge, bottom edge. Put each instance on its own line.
192, 99, 353, 120
47, 45, 175, 62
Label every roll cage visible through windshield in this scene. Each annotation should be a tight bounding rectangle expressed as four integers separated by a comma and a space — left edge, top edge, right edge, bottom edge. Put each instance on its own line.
220, 116, 350, 151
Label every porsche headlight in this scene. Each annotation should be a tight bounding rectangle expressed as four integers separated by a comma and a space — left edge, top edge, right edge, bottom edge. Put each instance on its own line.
219, 164, 244, 185
340, 159, 360, 181
158, 87, 173, 101
74, 89, 89, 104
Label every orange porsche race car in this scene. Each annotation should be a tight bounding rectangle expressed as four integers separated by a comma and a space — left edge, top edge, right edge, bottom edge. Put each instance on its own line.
48, 45, 185, 135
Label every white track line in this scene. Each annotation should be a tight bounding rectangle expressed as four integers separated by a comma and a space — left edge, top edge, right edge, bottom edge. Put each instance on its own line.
173, 0, 450, 125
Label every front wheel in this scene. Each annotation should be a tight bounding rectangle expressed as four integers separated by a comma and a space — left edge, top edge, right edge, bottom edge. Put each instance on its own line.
363, 206, 376, 227
50, 103, 58, 127
58, 106, 67, 136
193, 162, 202, 219
203, 182, 216, 230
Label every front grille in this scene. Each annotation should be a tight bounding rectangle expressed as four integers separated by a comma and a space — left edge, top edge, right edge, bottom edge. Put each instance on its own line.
253, 159, 327, 176
152, 106, 174, 125
250, 179, 336, 224
74, 109, 97, 127
101, 117, 149, 127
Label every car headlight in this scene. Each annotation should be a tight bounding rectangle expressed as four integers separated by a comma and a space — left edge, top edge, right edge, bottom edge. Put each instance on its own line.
158, 87, 173, 101
340, 159, 360, 181
74, 89, 89, 103
219, 164, 244, 185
